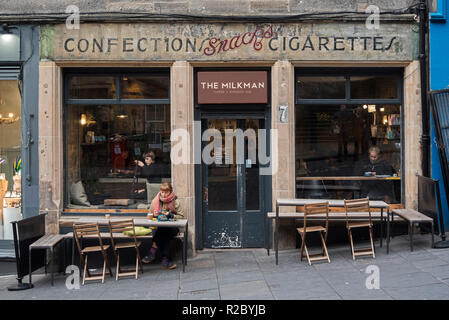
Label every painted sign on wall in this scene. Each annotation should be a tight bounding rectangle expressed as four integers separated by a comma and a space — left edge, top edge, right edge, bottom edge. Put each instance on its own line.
43, 22, 417, 61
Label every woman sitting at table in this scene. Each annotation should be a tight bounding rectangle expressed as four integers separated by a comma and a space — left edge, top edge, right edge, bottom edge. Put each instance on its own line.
142, 182, 183, 269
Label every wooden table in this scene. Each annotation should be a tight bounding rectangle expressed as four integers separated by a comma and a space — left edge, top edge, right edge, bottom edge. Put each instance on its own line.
64, 217, 188, 272
269, 198, 390, 265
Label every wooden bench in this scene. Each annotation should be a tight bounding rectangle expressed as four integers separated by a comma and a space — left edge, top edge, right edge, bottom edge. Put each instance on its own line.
390, 209, 435, 252
29, 234, 66, 286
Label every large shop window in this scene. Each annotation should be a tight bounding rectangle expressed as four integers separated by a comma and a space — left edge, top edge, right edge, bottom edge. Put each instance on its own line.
65, 71, 171, 209
0, 79, 22, 240
295, 70, 402, 204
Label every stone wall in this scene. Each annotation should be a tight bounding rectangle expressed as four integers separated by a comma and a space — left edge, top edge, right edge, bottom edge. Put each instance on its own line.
0, 0, 417, 16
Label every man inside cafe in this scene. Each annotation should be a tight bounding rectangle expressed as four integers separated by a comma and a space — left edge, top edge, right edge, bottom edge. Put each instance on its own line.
352, 146, 397, 203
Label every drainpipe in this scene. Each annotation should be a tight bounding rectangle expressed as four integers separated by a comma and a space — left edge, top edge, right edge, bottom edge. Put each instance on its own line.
419, 0, 430, 177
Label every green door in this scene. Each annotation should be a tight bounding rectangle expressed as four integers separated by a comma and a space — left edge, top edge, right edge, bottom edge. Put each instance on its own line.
202, 117, 266, 248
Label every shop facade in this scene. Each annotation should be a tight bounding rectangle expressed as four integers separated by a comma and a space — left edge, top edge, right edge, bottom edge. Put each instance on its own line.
0, 25, 40, 254
38, 18, 422, 252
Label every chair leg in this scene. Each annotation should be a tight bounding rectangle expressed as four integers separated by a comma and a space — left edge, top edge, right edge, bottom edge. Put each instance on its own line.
116, 252, 120, 281
320, 232, 331, 263
136, 247, 144, 274
299, 232, 305, 262
135, 252, 140, 280
348, 229, 356, 260
303, 243, 311, 266
369, 226, 376, 259
102, 257, 106, 284
431, 221, 435, 248
82, 255, 88, 285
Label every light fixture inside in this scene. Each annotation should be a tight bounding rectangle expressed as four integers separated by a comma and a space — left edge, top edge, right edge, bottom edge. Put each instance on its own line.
80, 113, 87, 125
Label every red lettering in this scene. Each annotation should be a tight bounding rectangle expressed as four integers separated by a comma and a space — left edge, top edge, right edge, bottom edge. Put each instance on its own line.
229, 35, 242, 50
203, 38, 219, 56
202, 26, 276, 56
217, 39, 230, 53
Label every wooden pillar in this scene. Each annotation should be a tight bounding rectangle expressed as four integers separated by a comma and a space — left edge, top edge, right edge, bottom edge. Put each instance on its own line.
38, 61, 63, 234
171, 61, 196, 255
403, 61, 423, 209
271, 60, 296, 249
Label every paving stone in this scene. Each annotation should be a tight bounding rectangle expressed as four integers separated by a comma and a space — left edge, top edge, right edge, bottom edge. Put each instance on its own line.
380, 272, 441, 289
217, 270, 265, 286
419, 264, 449, 280
384, 283, 449, 300
179, 288, 220, 300
219, 280, 272, 300
180, 278, 218, 293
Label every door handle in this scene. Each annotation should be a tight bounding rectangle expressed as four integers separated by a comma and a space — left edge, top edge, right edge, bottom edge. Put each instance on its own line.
25, 114, 34, 186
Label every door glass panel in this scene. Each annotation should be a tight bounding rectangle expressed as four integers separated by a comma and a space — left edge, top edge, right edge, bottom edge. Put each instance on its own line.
207, 119, 237, 211
0, 80, 22, 240
245, 119, 260, 210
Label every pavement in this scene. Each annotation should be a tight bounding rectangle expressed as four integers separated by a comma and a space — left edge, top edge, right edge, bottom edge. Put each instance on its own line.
1, 233, 449, 300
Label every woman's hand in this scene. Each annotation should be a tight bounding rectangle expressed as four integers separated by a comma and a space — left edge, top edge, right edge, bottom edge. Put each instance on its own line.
135, 160, 144, 167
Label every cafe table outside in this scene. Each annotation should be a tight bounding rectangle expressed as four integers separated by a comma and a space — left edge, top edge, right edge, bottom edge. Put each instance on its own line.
268, 198, 390, 265
61, 216, 188, 272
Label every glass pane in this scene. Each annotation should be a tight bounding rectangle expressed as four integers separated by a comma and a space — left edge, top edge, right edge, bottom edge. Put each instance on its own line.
207, 119, 237, 211
350, 76, 398, 99
295, 103, 401, 204
297, 76, 346, 99
120, 76, 169, 99
69, 76, 116, 99
245, 119, 259, 210
65, 104, 171, 206
0, 34, 20, 60
0, 80, 22, 240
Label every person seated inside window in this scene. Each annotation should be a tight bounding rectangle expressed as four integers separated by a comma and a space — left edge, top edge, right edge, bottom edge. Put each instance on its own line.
352, 146, 396, 203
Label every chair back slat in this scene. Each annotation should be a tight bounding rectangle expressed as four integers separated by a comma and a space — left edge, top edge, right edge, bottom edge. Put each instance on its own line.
344, 198, 372, 225
73, 223, 106, 254
304, 202, 329, 232
108, 219, 137, 248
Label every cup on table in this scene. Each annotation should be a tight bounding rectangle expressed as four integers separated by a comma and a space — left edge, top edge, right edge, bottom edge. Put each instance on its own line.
147, 213, 153, 220
105, 214, 110, 219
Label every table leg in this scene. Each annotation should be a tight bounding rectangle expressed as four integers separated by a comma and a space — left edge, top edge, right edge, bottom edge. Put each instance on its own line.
410, 222, 414, 252
72, 234, 75, 266
183, 225, 188, 272
387, 210, 390, 254
275, 205, 279, 265
29, 248, 32, 286
50, 247, 54, 286
380, 208, 383, 248
431, 221, 435, 248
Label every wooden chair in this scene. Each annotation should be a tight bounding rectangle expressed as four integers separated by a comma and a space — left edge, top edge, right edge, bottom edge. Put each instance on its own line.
296, 202, 331, 265
344, 198, 376, 260
108, 219, 144, 280
73, 223, 113, 285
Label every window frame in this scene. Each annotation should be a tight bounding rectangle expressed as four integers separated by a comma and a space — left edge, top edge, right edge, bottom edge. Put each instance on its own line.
62, 68, 170, 210
294, 67, 405, 204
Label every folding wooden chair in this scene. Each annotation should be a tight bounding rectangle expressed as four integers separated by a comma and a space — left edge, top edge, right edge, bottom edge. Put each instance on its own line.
73, 223, 113, 285
108, 219, 144, 280
297, 202, 331, 265
344, 198, 375, 260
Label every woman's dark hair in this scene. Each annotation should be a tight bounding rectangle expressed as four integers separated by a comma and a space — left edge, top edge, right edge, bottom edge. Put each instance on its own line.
143, 151, 155, 161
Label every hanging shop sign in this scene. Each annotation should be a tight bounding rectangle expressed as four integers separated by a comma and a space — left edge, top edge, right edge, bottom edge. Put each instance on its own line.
197, 71, 268, 104
44, 22, 416, 61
